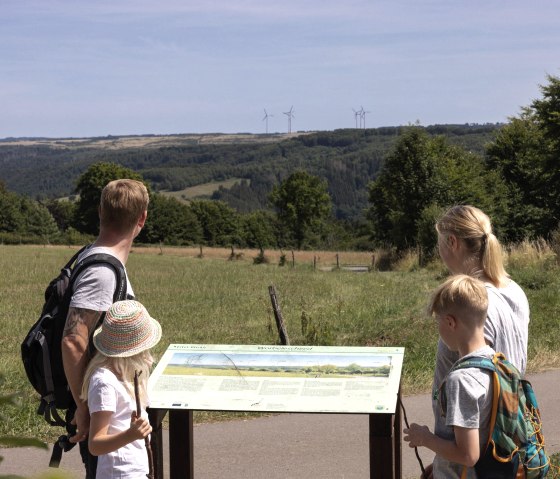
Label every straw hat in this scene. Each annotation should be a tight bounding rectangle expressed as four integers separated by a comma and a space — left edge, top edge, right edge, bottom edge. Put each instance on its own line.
93, 300, 162, 357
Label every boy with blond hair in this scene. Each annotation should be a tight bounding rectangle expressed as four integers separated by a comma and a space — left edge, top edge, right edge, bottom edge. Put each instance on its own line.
404, 274, 493, 478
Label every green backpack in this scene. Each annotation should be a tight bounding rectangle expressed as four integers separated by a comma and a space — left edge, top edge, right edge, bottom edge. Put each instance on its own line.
442, 352, 550, 479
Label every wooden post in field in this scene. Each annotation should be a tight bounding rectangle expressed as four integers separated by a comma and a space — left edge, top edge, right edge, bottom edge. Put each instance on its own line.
336, 253, 340, 269
268, 285, 290, 345
198, 245, 203, 258
313, 255, 316, 270
291, 251, 295, 268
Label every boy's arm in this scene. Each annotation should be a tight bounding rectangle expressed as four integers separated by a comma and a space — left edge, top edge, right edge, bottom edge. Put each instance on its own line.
89, 411, 152, 456
404, 423, 480, 467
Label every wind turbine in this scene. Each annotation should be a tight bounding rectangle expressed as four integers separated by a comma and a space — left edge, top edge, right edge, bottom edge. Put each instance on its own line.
360, 106, 371, 129
262, 109, 273, 134
283, 106, 295, 134
352, 108, 360, 129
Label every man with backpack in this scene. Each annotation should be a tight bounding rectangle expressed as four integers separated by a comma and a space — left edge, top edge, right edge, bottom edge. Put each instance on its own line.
62, 179, 149, 478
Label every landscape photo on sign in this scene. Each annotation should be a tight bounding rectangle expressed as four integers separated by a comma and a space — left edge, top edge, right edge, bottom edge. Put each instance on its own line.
163, 352, 393, 378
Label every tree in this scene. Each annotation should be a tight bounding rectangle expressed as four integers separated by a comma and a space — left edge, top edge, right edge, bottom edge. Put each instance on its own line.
19, 197, 60, 242
241, 210, 277, 249
269, 171, 332, 249
189, 199, 242, 247
368, 128, 506, 251
485, 112, 551, 240
0, 182, 59, 242
532, 74, 560, 145
74, 162, 147, 235
138, 193, 202, 245
0, 182, 24, 233
485, 74, 560, 239
532, 74, 560, 228
44, 199, 77, 232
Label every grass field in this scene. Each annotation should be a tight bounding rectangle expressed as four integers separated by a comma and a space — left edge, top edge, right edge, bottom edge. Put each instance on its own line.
1, 243, 560, 444
160, 178, 248, 202
0, 132, 295, 150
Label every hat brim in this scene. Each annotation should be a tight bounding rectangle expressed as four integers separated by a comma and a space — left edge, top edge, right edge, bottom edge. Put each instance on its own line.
93, 316, 162, 358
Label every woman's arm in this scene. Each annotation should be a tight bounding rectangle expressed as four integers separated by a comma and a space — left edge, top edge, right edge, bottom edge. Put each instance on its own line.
404, 423, 480, 467
88, 411, 152, 456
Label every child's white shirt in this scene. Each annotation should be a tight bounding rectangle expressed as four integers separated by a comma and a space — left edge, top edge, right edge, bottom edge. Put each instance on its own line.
88, 367, 148, 479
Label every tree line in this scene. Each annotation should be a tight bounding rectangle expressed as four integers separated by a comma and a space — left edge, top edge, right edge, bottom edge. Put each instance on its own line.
1, 74, 559, 254
0, 124, 498, 222
0, 163, 338, 251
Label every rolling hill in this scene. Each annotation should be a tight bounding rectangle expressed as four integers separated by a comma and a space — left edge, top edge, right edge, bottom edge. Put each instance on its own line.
0, 125, 501, 220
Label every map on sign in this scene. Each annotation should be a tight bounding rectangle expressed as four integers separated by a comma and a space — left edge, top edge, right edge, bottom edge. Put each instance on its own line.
148, 344, 404, 414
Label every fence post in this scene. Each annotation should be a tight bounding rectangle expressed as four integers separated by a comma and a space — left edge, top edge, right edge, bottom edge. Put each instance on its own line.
268, 285, 290, 345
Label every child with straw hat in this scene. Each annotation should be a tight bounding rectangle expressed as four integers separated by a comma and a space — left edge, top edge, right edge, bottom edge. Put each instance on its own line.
80, 300, 161, 479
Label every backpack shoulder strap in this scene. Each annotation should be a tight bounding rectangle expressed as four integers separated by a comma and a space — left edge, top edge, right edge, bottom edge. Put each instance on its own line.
439, 354, 497, 412
64, 245, 90, 270
444, 353, 503, 453
70, 252, 128, 302
450, 354, 499, 374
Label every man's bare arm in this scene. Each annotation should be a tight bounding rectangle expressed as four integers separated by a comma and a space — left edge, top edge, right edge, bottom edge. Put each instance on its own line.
62, 307, 102, 439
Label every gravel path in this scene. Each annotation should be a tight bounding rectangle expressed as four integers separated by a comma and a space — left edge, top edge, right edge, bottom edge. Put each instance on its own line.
2, 369, 558, 478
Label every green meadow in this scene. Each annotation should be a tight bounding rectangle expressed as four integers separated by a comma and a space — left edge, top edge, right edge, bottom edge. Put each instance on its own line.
1, 243, 560, 442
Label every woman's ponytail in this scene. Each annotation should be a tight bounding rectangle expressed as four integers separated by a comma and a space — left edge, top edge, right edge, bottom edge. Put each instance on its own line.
437, 205, 508, 287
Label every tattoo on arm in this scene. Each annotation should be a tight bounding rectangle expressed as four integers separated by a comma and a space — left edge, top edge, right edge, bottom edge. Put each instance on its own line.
64, 307, 103, 340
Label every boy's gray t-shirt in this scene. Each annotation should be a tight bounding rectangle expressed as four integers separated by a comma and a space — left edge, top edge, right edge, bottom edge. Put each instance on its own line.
433, 345, 494, 479
432, 279, 529, 443
69, 246, 134, 311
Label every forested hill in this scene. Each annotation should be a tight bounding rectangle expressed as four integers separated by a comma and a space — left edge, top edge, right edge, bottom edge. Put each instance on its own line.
0, 124, 501, 220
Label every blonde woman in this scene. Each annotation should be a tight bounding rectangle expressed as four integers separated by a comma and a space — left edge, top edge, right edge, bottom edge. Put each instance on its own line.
80, 300, 161, 479
425, 205, 529, 479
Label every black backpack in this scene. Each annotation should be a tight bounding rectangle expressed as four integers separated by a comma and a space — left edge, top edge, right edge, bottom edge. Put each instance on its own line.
21, 245, 128, 428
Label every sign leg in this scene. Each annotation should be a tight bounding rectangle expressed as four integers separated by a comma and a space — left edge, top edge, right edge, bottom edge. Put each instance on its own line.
169, 409, 194, 479
394, 395, 402, 479
369, 413, 395, 479
148, 408, 168, 479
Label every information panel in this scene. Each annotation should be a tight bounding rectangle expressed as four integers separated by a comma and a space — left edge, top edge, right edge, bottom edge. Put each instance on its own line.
148, 344, 404, 414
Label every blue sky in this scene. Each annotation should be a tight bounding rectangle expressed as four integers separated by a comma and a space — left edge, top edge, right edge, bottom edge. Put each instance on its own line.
1, 0, 559, 138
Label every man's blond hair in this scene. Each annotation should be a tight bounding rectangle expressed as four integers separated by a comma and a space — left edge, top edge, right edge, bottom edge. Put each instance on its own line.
428, 274, 488, 328
99, 179, 149, 233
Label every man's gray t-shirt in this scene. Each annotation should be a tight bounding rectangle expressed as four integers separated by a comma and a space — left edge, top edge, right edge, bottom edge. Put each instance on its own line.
433, 345, 494, 479
69, 246, 133, 311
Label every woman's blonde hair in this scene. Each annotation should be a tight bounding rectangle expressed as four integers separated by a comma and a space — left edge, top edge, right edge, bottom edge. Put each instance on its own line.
80, 350, 153, 408
436, 205, 508, 286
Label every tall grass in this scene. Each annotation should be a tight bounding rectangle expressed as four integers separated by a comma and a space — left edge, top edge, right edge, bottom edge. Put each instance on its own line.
1, 243, 559, 441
